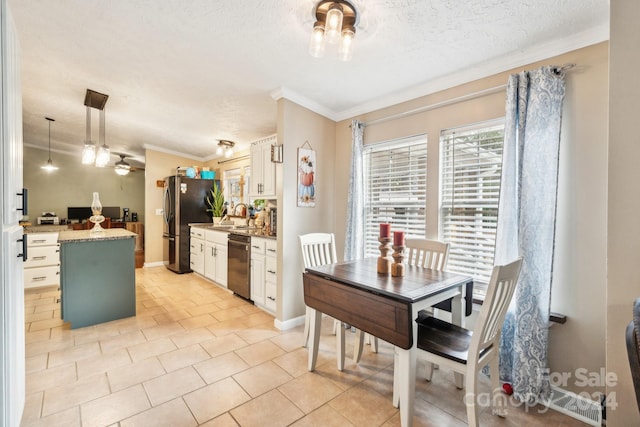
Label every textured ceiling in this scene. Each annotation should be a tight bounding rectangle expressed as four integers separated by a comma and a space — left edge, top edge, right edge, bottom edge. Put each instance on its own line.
8, 0, 609, 167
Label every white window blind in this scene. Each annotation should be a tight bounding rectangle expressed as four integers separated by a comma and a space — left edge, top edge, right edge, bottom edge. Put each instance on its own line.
439, 121, 504, 287
364, 136, 427, 257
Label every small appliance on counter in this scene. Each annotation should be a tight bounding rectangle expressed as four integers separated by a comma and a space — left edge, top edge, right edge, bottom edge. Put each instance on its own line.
123, 208, 130, 222
268, 208, 277, 236
37, 212, 60, 225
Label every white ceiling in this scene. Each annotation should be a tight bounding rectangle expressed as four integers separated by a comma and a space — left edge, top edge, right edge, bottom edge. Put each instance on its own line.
8, 0, 609, 168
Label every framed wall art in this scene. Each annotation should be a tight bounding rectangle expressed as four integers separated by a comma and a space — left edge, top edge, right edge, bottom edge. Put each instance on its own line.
297, 142, 316, 207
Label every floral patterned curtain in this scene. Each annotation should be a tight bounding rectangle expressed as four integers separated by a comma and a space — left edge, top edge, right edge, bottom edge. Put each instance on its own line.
494, 66, 566, 403
344, 120, 365, 261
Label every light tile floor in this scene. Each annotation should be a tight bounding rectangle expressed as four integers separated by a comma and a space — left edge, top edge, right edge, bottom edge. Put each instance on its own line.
21, 267, 588, 426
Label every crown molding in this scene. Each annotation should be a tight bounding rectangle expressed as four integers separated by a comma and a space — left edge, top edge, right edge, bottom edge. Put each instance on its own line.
275, 23, 609, 122
143, 144, 207, 162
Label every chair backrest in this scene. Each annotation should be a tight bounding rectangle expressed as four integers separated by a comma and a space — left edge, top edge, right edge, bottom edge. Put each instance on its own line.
299, 233, 338, 272
626, 298, 640, 413
469, 257, 523, 359
405, 238, 450, 271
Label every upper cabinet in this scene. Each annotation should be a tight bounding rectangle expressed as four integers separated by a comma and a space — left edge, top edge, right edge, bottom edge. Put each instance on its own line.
249, 135, 277, 199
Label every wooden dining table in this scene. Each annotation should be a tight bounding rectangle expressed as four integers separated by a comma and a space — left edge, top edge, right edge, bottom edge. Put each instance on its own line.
303, 257, 473, 427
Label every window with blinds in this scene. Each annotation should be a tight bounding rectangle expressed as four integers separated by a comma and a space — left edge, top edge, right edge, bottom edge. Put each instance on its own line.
363, 136, 427, 257
439, 121, 504, 289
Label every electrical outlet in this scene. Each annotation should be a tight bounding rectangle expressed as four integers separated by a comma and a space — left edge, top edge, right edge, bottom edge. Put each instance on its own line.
155, 208, 163, 216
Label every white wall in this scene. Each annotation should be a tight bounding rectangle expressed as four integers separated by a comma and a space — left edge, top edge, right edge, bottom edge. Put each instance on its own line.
607, 2, 640, 424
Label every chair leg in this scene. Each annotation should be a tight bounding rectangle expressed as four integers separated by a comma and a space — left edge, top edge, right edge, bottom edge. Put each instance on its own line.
336, 323, 345, 371
333, 318, 340, 335
302, 307, 311, 348
353, 329, 365, 363
424, 360, 434, 382
307, 308, 322, 372
392, 348, 399, 407
490, 357, 506, 417
370, 334, 379, 353
465, 367, 479, 427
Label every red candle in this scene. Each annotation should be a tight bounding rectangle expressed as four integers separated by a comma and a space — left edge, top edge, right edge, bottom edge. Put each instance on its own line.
379, 223, 391, 238
394, 231, 405, 246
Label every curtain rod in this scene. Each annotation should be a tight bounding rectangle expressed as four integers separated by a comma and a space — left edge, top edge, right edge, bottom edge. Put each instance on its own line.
361, 63, 576, 128
217, 154, 250, 165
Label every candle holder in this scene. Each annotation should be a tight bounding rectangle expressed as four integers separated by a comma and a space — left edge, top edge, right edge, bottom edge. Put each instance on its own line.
377, 237, 392, 274
391, 245, 405, 277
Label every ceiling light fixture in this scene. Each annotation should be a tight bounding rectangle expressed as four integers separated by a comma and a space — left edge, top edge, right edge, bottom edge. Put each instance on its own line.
309, 0, 359, 61
114, 154, 131, 176
216, 140, 235, 158
41, 117, 58, 172
82, 89, 110, 167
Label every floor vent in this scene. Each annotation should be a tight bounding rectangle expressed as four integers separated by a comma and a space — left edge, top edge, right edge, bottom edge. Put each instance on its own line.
545, 386, 602, 426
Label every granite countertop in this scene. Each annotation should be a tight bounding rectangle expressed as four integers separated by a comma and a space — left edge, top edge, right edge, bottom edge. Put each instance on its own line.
58, 229, 137, 243
23, 224, 70, 233
189, 223, 277, 240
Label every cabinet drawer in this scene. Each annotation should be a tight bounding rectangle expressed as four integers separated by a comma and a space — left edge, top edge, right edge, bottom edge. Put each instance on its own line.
190, 238, 204, 253
205, 229, 228, 245
27, 233, 59, 246
24, 245, 60, 268
24, 265, 60, 289
265, 239, 277, 256
265, 257, 277, 279
250, 238, 266, 254
265, 282, 277, 312
190, 227, 205, 239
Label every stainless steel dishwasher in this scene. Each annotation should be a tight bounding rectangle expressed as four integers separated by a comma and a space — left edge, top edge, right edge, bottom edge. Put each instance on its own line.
227, 233, 251, 300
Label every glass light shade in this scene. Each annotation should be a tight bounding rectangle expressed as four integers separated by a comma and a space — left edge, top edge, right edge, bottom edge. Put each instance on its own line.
309, 21, 325, 58
91, 192, 102, 216
82, 142, 96, 164
41, 159, 58, 171
338, 26, 355, 61
115, 165, 130, 176
324, 3, 343, 43
95, 144, 110, 167
216, 145, 224, 156
225, 147, 234, 158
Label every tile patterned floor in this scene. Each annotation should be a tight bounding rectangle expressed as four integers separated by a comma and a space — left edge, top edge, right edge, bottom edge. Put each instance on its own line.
21, 267, 588, 426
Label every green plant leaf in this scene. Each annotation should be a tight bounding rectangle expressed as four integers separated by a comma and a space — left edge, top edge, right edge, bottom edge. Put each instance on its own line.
206, 184, 225, 217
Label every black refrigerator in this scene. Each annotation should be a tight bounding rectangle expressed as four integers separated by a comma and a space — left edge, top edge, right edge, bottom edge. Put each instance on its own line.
162, 176, 215, 273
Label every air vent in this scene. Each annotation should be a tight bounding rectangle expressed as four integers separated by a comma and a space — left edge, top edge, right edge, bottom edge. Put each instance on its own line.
545, 385, 603, 426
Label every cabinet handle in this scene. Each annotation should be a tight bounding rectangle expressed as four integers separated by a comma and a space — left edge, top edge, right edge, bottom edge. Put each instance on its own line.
56, 298, 60, 303
17, 188, 28, 214
32, 239, 46, 243
18, 237, 27, 262
32, 256, 47, 260
267, 296, 276, 301
32, 276, 46, 281
267, 270, 276, 275
267, 249, 276, 253
211, 247, 215, 256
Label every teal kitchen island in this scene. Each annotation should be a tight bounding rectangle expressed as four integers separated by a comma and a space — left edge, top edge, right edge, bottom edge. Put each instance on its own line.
58, 229, 137, 329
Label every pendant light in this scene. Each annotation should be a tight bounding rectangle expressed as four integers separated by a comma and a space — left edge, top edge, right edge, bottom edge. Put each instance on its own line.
41, 117, 58, 172
81, 106, 96, 164
94, 108, 110, 167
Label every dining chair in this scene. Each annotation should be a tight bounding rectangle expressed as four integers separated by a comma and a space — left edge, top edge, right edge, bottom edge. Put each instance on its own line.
391, 238, 451, 406
626, 297, 640, 414
403, 257, 522, 427
299, 232, 364, 370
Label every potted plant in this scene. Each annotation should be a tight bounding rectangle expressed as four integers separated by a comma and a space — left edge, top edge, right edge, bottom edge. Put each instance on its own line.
206, 184, 225, 223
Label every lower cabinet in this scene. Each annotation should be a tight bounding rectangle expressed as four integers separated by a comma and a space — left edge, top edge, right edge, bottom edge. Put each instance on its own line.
189, 234, 205, 275
24, 232, 60, 289
204, 230, 228, 287
251, 237, 277, 314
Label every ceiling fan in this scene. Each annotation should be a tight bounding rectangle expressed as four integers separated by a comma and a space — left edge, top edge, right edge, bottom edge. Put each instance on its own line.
113, 154, 143, 175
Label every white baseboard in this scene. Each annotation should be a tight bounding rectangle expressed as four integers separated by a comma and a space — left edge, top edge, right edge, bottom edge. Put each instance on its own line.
274, 315, 305, 331
143, 261, 164, 268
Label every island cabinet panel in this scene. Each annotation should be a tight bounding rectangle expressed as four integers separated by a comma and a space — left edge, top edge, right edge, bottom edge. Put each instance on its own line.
60, 237, 136, 329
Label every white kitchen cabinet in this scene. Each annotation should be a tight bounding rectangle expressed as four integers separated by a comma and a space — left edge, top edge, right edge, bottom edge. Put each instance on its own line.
189, 228, 205, 275
250, 237, 266, 307
24, 232, 60, 289
250, 237, 276, 314
204, 229, 228, 287
249, 135, 277, 198
264, 239, 277, 313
